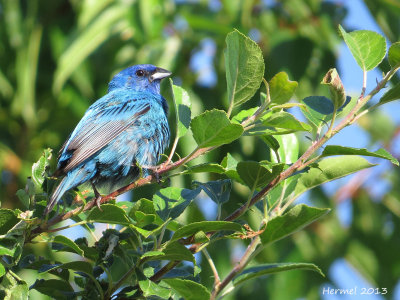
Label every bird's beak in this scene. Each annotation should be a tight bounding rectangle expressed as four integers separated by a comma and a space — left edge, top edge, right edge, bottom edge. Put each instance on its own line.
149, 67, 172, 82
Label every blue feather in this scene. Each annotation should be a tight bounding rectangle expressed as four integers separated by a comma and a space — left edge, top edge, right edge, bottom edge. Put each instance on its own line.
45, 64, 171, 215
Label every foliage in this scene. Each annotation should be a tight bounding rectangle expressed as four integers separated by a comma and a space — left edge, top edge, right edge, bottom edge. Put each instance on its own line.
1, 1, 400, 299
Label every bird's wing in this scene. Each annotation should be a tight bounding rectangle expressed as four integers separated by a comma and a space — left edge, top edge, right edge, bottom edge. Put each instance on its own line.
58, 94, 152, 173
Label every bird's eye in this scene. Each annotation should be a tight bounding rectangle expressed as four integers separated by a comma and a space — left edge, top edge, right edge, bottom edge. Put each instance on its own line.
136, 70, 145, 77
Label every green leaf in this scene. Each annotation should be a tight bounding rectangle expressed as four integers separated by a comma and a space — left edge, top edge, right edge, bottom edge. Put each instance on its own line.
388, 42, 400, 67
380, 82, 400, 104
237, 161, 284, 189
86, 204, 131, 225
270, 134, 299, 164
144, 242, 194, 263
171, 221, 242, 242
0, 209, 18, 235
131, 198, 181, 232
40, 261, 93, 275
31, 148, 52, 189
301, 96, 334, 127
321, 68, 346, 109
293, 156, 375, 199
233, 262, 324, 286
321, 146, 398, 166
231, 107, 259, 124
0, 263, 4, 277
262, 111, 312, 132
191, 109, 243, 147
52, 235, 84, 256
171, 81, 191, 138
30, 279, 74, 300
134, 211, 156, 228
183, 163, 225, 175
139, 279, 171, 299
221, 153, 243, 184
193, 179, 232, 205
225, 29, 265, 108
260, 204, 330, 245
269, 72, 298, 104
0, 271, 29, 300
164, 278, 211, 300
338, 25, 386, 71
153, 187, 201, 221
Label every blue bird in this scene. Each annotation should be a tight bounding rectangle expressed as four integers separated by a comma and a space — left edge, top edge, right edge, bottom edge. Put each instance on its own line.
44, 64, 171, 215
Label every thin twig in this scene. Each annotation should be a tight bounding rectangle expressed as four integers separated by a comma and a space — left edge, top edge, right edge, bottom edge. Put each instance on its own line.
210, 237, 261, 299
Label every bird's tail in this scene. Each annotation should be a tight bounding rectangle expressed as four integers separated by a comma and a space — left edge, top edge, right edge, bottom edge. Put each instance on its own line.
44, 176, 71, 215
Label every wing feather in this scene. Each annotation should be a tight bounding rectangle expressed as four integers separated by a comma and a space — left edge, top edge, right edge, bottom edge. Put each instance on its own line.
59, 97, 151, 173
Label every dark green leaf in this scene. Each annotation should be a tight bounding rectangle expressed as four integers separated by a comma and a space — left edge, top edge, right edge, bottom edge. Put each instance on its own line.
339, 25, 386, 71
164, 278, 211, 300
171, 81, 191, 138
233, 262, 324, 286
380, 82, 400, 104
40, 261, 93, 275
260, 204, 330, 245
388, 42, 400, 67
171, 221, 242, 242
153, 187, 201, 221
301, 96, 334, 127
53, 235, 84, 256
225, 29, 265, 107
237, 161, 284, 189
321, 68, 346, 109
183, 163, 226, 175
0, 209, 18, 235
139, 280, 171, 299
193, 179, 232, 205
269, 72, 298, 104
86, 204, 131, 225
260, 135, 280, 152
191, 109, 243, 147
30, 279, 74, 300
144, 241, 194, 263
321, 146, 398, 166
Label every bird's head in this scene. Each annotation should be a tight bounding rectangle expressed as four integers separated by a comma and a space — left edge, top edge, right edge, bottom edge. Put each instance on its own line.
108, 64, 172, 94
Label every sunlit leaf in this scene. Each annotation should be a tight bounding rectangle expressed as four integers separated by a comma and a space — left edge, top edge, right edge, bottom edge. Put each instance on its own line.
191, 109, 243, 147
260, 204, 330, 245
171, 81, 191, 138
269, 72, 298, 104
321, 146, 398, 166
225, 30, 265, 108
164, 278, 210, 300
339, 25, 386, 71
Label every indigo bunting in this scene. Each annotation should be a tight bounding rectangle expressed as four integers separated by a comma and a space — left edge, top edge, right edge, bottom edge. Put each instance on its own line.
44, 64, 171, 215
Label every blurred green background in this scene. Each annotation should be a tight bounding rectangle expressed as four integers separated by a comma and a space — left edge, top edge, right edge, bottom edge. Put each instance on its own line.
1, 0, 400, 299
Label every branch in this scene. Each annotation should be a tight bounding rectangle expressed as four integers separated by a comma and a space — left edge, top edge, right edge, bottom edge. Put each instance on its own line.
210, 236, 261, 300
147, 65, 400, 287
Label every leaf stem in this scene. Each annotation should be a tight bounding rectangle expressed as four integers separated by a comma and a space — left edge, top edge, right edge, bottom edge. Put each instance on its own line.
202, 249, 221, 286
